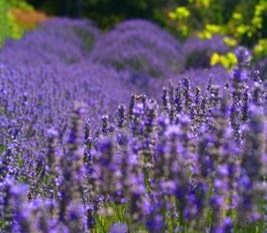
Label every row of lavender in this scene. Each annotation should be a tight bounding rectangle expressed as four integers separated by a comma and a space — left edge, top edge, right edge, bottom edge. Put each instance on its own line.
0, 19, 238, 76
1, 18, 265, 84
0, 18, 266, 232
0, 62, 266, 232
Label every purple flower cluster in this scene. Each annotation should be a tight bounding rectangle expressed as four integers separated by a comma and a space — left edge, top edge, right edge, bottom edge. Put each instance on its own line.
254, 57, 267, 81
0, 18, 266, 233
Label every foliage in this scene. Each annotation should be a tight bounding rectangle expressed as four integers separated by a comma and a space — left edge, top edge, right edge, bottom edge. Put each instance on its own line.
168, 0, 267, 72
168, 0, 267, 50
0, 0, 46, 46
254, 39, 267, 59
0, 0, 9, 45
26, 0, 169, 28
210, 52, 238, 70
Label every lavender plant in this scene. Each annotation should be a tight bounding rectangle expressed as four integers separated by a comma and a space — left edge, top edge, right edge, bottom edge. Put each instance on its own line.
0, 18, 100, 66
89, 19, 183, 80
0, 18, 266, 233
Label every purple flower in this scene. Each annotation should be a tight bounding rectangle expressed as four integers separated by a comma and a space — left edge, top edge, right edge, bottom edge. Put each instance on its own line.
109, 222, 128, 233
145, 214, 165, 233
234, 46, 251, 68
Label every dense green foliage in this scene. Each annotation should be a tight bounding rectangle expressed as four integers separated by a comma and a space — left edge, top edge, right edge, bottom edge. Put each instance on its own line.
169, 0, 267, 57
26, 0, 168, 28
0, 0, 9, 45
0, 0, 34, 46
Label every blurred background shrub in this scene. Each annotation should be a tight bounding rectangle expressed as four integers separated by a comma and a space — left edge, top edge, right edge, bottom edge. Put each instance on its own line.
167, 0, 267, 70
0, 0, 47, 46
26, 0, 169, 28
168, 0, 267, 57
89, 19, 182, 80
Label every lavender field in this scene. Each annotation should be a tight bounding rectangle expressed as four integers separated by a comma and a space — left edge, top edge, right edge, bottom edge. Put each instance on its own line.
0, 17, 266, 233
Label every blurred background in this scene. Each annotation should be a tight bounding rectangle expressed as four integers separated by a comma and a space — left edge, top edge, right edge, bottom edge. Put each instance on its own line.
0, 0, 267, 59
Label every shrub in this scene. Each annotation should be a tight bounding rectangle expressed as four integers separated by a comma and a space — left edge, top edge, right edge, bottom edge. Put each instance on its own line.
90, 19, 182, 79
